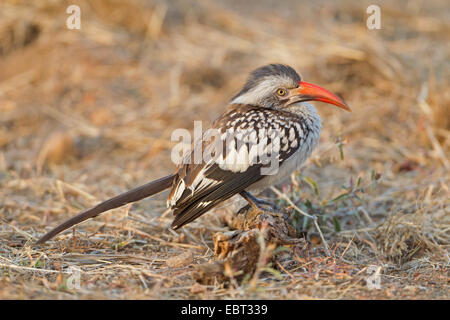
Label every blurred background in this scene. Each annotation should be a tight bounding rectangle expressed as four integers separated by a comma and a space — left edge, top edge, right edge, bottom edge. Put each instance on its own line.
0, 0, 448, 299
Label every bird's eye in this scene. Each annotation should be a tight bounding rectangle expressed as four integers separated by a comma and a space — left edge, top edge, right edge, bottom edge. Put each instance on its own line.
276, 88, 287, 96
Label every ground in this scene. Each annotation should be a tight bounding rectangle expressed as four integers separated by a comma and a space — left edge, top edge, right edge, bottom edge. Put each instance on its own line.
0, 0, 448, 299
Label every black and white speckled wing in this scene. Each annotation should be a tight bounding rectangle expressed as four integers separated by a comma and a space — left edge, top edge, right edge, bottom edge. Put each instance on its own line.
167, 104, 307, 229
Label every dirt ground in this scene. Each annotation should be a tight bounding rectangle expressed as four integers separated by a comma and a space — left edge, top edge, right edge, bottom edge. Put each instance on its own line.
0, 0, 448, 299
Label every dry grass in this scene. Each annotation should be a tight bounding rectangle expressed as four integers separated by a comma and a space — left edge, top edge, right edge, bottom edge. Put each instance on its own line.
0, 0, 448, 299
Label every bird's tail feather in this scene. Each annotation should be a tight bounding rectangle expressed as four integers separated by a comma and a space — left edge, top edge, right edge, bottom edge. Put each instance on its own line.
36, 174, 175, 244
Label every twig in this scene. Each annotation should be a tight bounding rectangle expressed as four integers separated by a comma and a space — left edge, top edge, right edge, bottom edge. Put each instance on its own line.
5, 224, 37, 241
338, 227, 378, 234
0, 263, 72, 274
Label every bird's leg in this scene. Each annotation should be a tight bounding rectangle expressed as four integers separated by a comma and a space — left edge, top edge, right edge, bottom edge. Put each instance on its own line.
239, 191, 279, 216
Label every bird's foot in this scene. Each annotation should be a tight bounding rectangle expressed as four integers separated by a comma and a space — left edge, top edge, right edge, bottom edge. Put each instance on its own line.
253, 197, 278, 209
237, 204, 251, 215
238, 191, 280, 217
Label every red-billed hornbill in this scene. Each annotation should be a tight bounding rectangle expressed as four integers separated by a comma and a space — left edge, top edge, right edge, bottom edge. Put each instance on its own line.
36, 64, 351, 244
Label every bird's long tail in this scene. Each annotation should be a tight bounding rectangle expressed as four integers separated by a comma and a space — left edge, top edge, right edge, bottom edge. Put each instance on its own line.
36, 174, 176, 244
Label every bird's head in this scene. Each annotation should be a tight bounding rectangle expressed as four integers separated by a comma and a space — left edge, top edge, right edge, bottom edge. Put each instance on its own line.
231, 64, 351, 112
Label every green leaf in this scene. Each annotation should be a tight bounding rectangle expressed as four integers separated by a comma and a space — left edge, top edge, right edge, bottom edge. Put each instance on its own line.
357, 176, 362, 187
331, 192, 349, 202
370, 170, 380, 190
304, 199, 313, 209
333, 217, 341, 232
33, 259, 44, 269
303, 176, 319, 196
335, 135, 345, 160
273, 245, 291, 254
262, 267, 283, 280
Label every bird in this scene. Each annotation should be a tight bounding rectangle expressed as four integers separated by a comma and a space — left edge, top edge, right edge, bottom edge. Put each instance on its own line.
36, 64, 351, 244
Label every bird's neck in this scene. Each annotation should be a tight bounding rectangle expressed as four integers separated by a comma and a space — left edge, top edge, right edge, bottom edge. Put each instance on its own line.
284, 102, 322, 157
284, 102, 322, 131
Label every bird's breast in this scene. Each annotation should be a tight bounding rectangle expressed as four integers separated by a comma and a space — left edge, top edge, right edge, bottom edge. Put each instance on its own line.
247, 116, 321, 192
